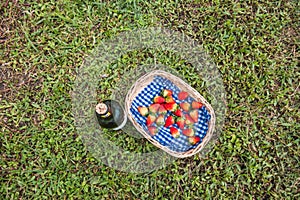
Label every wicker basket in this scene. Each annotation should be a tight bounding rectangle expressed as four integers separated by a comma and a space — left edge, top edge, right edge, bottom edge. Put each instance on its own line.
125, 70, 215, 158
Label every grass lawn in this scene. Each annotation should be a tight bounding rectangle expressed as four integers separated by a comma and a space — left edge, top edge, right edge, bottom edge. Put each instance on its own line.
1, 0, 299, 199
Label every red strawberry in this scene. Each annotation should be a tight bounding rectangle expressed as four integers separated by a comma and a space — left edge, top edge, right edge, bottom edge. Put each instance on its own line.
192, 101, 203, 109
178, 91, 189, 100
164, 116, 175, 127
161, 89, 172, 97
184, 114, 194, 126
182, 128, 195, 137
149, 103, 160, 113
189, 110, 199, 123
173, 109, 183, 117
153, 96, 165, 104
138, 106, 148, 116
156, 115, 165, 126
170, 127, 180, 138
146, 114, 156, 126
148, 126, 158, 136
158, 105, 167, 115
180, 102, 191, 112
165, 95, 175, 103
188, 136, 201, 145
163, 103, 178, 112
176, 117, 185, 129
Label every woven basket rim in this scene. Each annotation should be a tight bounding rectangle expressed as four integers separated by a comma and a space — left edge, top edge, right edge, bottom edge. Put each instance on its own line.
125, 70, 216, 158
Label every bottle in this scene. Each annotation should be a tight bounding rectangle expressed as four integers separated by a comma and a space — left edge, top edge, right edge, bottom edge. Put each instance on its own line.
95, 100, 127, 130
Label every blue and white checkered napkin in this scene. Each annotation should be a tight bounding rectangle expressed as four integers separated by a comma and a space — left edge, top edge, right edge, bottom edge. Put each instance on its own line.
130, 75, 211, 152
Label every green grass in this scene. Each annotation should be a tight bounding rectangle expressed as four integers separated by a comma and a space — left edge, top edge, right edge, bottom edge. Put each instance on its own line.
1, 0, 299, 199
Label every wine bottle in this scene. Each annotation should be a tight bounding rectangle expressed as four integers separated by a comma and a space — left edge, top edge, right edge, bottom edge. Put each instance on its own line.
95, 100, 127, 130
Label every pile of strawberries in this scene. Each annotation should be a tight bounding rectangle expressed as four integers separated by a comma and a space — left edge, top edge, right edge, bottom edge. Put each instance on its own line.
137, 89, 203, 145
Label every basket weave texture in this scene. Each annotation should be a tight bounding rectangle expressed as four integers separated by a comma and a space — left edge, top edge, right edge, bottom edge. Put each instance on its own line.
125, 70, 215, 158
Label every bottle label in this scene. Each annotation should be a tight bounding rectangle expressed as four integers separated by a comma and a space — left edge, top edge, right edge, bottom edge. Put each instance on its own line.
101, 112, 111, 118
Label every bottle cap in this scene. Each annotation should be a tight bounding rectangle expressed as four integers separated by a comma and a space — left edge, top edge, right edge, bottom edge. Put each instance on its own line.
95, 103, 108, 115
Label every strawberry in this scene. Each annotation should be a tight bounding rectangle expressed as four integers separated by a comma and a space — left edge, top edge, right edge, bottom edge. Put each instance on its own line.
192, 101, 203, 109
189, 110, 199, 123
188, 136, 201, 145
165, 95, 175, 103
149, 103, 160, 113
178, 91, 189, 100
182, 128, 195, 137
138, 106, 148, 116
148, 126, 158, 136
176, 117, 185, 129
184, 114, 194, 126
163, 103, 178, 112
161, 89, 172, 97
173, 109, 183, 117
158, 104, 167, 115
164, 115, 175, 127
170, 127, 180, 138
146, 114, 156, 126
153, 96, 165, 104
180, 102, 191, 112
156, 115, 165, 126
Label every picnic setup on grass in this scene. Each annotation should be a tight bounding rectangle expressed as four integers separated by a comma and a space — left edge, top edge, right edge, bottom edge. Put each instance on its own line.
95, 70, 215, 158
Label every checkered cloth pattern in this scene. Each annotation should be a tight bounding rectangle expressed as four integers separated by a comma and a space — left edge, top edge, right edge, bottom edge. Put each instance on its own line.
130, 75, 211, 152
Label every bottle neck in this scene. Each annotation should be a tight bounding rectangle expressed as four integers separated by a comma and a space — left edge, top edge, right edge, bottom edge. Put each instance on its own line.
95, 103, 111, 118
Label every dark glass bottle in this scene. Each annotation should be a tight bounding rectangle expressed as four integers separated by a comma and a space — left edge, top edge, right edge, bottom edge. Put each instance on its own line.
95, 100, 127, 130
